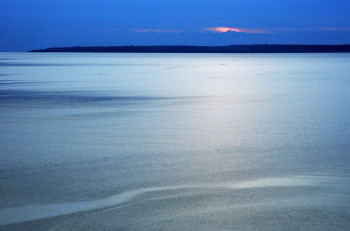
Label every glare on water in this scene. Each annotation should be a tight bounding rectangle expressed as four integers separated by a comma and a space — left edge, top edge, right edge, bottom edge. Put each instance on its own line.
1, 53, 350, 230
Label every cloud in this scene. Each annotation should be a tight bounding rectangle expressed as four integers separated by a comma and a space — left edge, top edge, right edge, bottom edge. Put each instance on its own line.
131, 29, 183, 34
316, 27, 350, 32
264, 27, 350, 33
205, 27, 268, 34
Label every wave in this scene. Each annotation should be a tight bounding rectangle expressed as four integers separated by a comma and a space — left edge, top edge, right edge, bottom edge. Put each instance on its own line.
0, 175, 341, 226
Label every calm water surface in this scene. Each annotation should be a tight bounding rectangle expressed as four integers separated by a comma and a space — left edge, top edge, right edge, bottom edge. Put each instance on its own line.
0, 53, 350, 230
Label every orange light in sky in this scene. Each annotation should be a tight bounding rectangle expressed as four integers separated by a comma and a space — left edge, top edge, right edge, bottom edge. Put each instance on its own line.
205, 27, 267, 34
212, 27, 242, 33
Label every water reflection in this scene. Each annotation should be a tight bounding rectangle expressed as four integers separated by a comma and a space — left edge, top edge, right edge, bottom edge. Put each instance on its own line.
1, 53, 350, 230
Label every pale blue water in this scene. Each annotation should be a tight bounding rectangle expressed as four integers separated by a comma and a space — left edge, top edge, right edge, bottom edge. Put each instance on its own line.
0, 53, 350, 230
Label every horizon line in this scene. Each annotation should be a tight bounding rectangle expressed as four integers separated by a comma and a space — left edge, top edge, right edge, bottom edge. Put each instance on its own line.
28, 44, 350, 54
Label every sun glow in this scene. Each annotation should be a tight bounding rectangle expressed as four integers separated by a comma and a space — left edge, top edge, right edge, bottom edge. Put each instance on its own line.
210, 27, 242, 33
205, 27, 267, 34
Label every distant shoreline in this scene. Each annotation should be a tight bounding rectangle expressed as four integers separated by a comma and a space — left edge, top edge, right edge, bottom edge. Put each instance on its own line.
29, 45, 350, 53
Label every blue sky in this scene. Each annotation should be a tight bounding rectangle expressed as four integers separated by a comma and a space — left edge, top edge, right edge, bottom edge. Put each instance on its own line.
1, 0, 350, 51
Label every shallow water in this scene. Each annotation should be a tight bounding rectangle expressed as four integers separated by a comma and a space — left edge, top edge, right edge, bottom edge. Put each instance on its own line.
0, 53, 350, 230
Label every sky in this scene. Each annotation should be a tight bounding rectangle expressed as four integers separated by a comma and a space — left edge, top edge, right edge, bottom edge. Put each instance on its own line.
1, 0, 350, 51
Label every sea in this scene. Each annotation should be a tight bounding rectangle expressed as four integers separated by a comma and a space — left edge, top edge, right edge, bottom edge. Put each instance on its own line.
0, 52, 350, 230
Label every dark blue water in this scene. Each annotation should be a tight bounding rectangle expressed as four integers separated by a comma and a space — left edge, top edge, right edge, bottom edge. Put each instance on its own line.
1, 53, 350, 230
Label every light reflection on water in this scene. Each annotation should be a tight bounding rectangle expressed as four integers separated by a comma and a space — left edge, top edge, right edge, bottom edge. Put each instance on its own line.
0, 53, 350, 230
